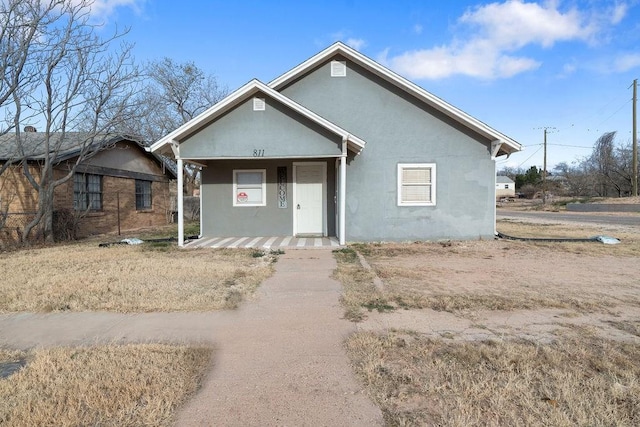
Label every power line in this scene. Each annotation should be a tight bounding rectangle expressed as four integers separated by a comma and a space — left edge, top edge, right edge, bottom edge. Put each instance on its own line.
547, 143, 593, 149
515, 145, 543, 168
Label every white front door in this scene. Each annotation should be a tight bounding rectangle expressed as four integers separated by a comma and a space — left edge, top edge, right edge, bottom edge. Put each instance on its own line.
294, 163, 326, 236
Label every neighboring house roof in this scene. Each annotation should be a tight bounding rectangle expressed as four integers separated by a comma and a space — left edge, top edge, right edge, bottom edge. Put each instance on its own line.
496, 175, 515, 184
0, 132, 106, 161
150, 79, 367, 157
0, 132, 176, 178
270, 42, 521, 157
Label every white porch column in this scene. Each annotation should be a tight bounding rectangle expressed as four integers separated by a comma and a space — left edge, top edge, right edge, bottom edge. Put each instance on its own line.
339, 139, 347, 245
177, 157, 184, 247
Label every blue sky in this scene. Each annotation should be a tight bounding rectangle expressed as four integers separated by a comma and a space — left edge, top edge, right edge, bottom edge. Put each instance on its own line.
93, 0, 640, 171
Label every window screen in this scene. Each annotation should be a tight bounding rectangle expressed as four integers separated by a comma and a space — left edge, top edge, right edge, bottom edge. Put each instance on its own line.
397, 164, 436, 206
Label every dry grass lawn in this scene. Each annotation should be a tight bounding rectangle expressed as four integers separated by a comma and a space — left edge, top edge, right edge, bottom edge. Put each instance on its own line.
0, 243, 275, 312
347, 331, 639, 426
337, 218, 640, 426
0, 344, 211, 427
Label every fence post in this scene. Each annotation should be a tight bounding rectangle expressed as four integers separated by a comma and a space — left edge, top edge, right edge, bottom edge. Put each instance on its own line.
117, 192, 121, 236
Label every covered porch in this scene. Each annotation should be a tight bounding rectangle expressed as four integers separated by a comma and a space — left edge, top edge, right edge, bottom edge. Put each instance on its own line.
149, 80, 366, 248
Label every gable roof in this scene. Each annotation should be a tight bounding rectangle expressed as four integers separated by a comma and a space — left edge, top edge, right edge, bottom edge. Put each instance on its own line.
150, 79, 366, 157
0, 132, 107, 162
0, 132, 176, 178
270, 42, 521, 157
496, 175, 515, 184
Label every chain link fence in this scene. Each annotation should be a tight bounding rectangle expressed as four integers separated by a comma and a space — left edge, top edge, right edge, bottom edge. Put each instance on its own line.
0, 212, 37, 248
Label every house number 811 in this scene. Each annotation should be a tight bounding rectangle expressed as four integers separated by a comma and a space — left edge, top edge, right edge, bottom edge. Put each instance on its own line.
253, 149, 265, 157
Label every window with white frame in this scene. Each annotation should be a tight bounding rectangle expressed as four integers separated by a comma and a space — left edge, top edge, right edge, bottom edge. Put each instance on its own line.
233, 169, 266, 207
397, 163, 436, 206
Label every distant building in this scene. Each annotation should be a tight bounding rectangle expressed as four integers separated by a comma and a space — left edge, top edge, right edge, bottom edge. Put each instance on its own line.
496, 176, 516, 198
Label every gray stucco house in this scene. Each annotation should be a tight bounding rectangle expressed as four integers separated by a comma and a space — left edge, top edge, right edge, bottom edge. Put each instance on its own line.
150, 42, 521, 246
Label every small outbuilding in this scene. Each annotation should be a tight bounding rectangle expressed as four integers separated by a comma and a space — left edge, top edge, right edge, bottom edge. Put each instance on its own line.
496, 176, 516, 198
151, 42, 522, 246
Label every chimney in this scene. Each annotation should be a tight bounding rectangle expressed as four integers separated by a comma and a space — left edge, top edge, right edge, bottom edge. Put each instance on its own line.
24, 125, 37, 132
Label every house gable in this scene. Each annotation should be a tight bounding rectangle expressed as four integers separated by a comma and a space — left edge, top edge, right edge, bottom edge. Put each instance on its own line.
151, 80, 365, 160
271, 42, 521, 157
274, 47, 504, 240
77, 140, 170, 181
179, 91, 345, 159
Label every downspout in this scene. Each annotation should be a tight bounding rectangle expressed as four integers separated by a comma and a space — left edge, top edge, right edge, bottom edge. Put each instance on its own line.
339, 137, 348, 245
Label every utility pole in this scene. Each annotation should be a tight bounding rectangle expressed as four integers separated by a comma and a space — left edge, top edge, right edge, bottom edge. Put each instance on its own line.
633, 78, 637, 197
543, 128, 548, 204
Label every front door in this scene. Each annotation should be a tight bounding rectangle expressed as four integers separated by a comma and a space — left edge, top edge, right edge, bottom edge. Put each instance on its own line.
294, 163, 326, 236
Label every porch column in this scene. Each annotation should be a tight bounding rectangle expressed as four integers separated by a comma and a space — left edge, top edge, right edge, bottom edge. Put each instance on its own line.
177, 157, 184, 247
339, 139, 347, 245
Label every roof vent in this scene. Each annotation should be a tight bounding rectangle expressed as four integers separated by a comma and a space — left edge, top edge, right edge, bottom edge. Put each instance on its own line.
331, 61, 346, 77
24, 126, 37, 132
253, 97, 265, 111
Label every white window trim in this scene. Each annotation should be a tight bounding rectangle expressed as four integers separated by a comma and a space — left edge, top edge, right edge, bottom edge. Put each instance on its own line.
233, 169, 267, 207
397, 163, 436, 207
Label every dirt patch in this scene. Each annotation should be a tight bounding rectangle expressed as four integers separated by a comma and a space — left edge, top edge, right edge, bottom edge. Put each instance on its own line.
338, 219, 640, 425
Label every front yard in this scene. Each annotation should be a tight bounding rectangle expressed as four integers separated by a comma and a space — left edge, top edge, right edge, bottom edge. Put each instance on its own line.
0, 242, 275, 313
338, 218, 640, 425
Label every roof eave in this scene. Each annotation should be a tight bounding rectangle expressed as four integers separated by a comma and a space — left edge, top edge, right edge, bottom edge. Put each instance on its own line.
270, 41, 522, 155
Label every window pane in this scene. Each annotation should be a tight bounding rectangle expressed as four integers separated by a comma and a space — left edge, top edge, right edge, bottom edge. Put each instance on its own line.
87, 175, 101, 193
236, 172, 263, 187
402, 168, 431, 184
402, 185, 431, 203
135, 180, 152, 210
236, 188, 263, 204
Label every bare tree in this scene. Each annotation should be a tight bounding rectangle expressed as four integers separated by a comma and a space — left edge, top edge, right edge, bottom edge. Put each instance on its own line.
124, 58, 228, 195
581, 132, 637, 197
0, 0, 139, 243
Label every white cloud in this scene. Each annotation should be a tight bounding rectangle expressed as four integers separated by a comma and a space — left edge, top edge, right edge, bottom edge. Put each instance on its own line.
613, 53, 640, 72
346, 38, 366, 50
413, 24, 423, 35
69, 0, 144, 20
610, 3, 628, 24
384, 0, 622, 80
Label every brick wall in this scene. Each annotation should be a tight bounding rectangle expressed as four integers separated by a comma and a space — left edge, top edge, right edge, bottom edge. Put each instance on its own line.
0, 164, 41, 213
2, 164, 173, 239
65, 175, 172, 237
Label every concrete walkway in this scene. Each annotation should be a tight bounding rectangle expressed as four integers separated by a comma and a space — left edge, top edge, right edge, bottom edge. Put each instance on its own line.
0, 249, 383, 426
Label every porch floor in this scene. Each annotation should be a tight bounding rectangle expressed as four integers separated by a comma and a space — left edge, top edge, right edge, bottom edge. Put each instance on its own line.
184, 236, 342, 249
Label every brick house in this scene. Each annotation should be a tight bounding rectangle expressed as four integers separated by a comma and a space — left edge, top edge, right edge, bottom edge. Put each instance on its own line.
0, 131, 176, 243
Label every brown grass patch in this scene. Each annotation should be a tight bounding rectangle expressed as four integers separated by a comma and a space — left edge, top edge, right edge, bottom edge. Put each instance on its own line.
0, 243, 275, 312
0, 344, 211, 426
346, 331, 640, 426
